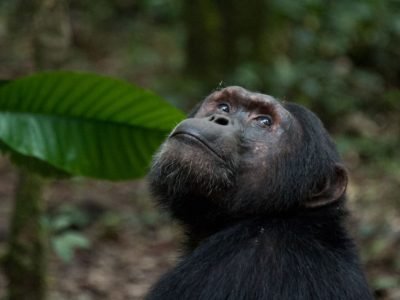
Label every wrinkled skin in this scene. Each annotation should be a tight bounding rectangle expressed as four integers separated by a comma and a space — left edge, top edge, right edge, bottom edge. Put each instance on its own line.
147, 87, 373, 300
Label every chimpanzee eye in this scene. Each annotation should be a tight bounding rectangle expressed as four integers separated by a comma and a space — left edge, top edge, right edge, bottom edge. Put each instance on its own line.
217, 103, 230, 113
255, 115, 273, 127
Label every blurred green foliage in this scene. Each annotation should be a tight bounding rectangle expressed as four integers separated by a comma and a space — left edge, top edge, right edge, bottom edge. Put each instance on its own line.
59, 0, 400, 130
107, 0, 400, 167
47, 204, 91, 262
181, 0, 400, 124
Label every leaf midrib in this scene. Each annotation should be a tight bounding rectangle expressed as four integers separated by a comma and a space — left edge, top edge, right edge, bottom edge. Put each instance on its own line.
0, 110, 174, 133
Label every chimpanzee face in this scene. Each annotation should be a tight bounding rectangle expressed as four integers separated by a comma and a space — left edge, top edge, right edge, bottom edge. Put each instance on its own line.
151, 86, 298, 205
150, 86, 346, 220
194, 86, 298, 158
185, 87, 300, 192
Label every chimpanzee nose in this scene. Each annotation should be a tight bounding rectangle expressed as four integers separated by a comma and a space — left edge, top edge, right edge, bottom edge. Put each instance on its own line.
208, 115, 230, 126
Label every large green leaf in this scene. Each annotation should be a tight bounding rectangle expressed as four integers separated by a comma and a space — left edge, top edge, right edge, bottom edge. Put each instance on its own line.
0, 71, 185, 180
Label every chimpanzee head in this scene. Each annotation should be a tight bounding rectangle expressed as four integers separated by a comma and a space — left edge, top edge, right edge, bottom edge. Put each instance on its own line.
149, 86, 347, 225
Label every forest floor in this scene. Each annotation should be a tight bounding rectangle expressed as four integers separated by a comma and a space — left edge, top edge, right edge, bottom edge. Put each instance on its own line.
0, 157, 179, 300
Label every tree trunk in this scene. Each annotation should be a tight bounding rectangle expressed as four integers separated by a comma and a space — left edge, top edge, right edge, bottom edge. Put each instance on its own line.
3, 169, 47, 300
2, 0, 71, 299
183, 0, 223, 85
183, 0, 267, 89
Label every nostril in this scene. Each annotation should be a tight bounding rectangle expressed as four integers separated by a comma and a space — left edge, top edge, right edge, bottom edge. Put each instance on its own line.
208, 115, 230, 126
215, 117, 229, 126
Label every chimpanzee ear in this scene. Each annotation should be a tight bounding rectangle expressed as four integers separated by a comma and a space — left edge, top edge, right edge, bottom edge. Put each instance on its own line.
306, 164, 348, 208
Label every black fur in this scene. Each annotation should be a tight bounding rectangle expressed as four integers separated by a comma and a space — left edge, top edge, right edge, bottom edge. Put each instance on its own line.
147, 87, 373, 300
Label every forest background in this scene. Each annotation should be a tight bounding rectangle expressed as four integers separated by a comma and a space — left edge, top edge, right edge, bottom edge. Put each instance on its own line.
0, 0, 399, 299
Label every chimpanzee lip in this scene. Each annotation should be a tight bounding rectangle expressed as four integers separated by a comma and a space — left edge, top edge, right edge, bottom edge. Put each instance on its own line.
171, 131, 224, 161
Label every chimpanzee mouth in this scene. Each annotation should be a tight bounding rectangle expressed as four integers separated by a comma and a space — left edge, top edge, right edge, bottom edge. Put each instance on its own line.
170, 131, 224, 161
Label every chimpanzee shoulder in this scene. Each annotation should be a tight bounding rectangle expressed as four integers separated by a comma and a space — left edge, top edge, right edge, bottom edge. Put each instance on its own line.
147, 216, 370, 300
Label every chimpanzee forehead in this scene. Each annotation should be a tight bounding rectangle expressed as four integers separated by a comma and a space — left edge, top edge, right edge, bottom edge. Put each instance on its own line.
208, 86, 289, 116
211, 86, 277, 103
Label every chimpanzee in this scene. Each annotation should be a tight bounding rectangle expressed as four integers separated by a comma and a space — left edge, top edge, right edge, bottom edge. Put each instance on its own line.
146, 86, 373, 300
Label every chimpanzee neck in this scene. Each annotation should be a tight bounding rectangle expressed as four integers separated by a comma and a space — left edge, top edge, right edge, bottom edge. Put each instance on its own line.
183, 205, 347, 253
